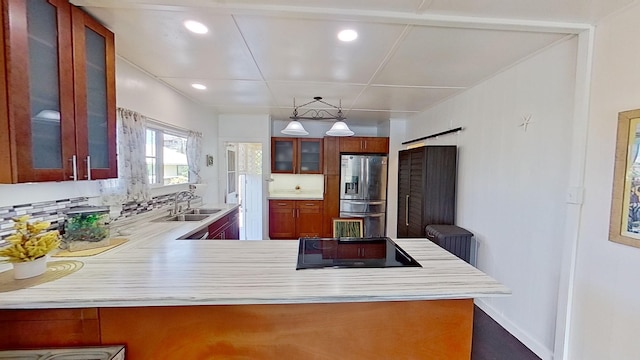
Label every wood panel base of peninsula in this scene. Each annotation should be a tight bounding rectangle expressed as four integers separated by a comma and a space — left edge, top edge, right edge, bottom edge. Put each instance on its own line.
1, 299, 474, 359
101, 299, 473, 359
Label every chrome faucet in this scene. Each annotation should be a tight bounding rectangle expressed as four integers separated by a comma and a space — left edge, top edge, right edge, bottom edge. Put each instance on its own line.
172, 190, 193, 216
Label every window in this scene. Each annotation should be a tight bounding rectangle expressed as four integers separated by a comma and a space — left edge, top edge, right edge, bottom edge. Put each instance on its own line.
145, 127, 190, 185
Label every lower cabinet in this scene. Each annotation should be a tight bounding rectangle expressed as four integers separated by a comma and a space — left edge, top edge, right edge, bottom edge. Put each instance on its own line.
269, 200, 323, 239
336, 242, 386, 259
207, 210, 239, 240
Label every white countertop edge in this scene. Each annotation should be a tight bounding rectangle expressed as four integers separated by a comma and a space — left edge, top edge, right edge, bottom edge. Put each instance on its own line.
0, 292, 511, 309
268, 195, 324, 200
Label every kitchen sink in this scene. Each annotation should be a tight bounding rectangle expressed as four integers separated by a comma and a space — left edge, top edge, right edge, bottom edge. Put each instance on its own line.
185, 208, 221, 215
152, 214, 211, 222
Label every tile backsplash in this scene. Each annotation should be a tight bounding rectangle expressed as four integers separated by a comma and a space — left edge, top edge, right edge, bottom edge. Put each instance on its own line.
0, 191, 200, 240
268, 174, 324, 194
0, 197, 89, 239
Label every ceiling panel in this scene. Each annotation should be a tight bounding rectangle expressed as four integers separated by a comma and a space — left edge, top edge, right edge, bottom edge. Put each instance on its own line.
86, 7, 263, 80
79, 0, 632, 125
354, 86, 463, 112
374, 26, 567, 87
343, 109, 415, 125
234, 15, 407, 84
159, 78, 273, 106
266, 82, 367, 111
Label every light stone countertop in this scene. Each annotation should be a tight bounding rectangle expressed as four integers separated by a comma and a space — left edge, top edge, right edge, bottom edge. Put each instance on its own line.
0, 204, 510, 309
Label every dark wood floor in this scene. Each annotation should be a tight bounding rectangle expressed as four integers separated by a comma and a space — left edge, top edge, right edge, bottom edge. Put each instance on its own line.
472, 306, 541, 360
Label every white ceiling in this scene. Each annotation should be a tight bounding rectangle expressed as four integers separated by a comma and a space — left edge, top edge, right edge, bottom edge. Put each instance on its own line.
72, 0, 634, 125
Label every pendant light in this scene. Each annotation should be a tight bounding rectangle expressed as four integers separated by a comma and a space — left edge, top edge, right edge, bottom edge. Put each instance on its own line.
326, 121, 354, 136
281, 120, 309, 136
281, 97, 354, 137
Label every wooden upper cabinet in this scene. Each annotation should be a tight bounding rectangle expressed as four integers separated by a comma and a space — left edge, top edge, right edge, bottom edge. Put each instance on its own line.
71, 6, 117, 180
339, 137, 389, 154
0, 0, 116, 183
323, 137, 339, 175
271, 137, 323, 174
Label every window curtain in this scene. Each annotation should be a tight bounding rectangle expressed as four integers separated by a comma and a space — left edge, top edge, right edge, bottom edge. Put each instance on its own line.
100, 108, 150, 207
187, 131, 203, 183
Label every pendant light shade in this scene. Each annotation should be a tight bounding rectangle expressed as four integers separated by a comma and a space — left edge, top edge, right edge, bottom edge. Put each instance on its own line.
326, 121, 354, 136
281, 120, 309, 136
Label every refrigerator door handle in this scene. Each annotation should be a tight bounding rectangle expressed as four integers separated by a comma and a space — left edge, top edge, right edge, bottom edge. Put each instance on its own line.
341, 212, 384, 218
341, 200, 385, 205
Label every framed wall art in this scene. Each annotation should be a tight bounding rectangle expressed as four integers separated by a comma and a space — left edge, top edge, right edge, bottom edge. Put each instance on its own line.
609, 108, 640, 247
332, 218, 363, 238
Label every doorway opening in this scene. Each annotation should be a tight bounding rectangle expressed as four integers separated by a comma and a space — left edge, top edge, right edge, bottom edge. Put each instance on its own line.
225, 142, 263, 240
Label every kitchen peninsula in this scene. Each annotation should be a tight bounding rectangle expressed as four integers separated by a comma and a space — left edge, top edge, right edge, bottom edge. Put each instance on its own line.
0, 206, 509, 359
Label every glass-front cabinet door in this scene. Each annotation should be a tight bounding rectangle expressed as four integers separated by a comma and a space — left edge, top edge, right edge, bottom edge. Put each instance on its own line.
71, 6, 117, 180
1, 0, 116, 183
298, 138, 322, 174
272, 138, 295, 173
6, 0, 75, 182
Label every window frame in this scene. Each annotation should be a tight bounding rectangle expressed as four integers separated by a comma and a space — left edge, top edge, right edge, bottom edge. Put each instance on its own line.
145, 123, 191, 188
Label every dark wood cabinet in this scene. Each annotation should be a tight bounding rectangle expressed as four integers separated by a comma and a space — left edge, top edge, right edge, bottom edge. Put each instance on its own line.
208, 210, 240, 240
322, 136, 340, 237
271, 137, 323, 174
397, 146, 457, 238
269, 200, 323, 239
322, 175, 340, 237
336, 242, 386, 259
339, 137, 389, 154
0, 308, 100, 348
0, 0, 116, 183
269, 200, 297, 239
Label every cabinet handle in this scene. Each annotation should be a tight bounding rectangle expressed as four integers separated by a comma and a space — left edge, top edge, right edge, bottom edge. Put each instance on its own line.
85, 156, 92, 180
292, 209, 296, 218
278, 203, 288, 206
405, 195, 409, 226
69, 155, 78, 181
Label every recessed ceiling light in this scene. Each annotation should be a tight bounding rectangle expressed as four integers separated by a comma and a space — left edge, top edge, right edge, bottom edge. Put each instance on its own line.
338, 29, 358, 42
184, 20, 208, 34
191, 83, 207, 90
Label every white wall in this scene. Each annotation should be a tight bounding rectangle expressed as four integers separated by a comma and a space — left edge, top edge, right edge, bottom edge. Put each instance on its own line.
402, 38, 579, 359
218, 114, 272, 239
386, 119, 407, 238
116, 58, 219, 203
568, 4, 640, 359
0, 57, 217, 208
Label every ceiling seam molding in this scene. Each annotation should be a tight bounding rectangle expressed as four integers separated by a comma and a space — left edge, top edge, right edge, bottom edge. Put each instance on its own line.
349, 24, 414, 115
72, 1, 592, 34
229, 14, 286, 119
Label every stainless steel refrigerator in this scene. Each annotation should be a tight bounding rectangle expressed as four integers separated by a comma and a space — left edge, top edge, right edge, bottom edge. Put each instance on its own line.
339, 154, 388, 237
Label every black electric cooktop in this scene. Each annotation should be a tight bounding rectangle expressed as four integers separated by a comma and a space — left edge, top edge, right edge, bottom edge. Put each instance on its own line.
296, 237, 422, 270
